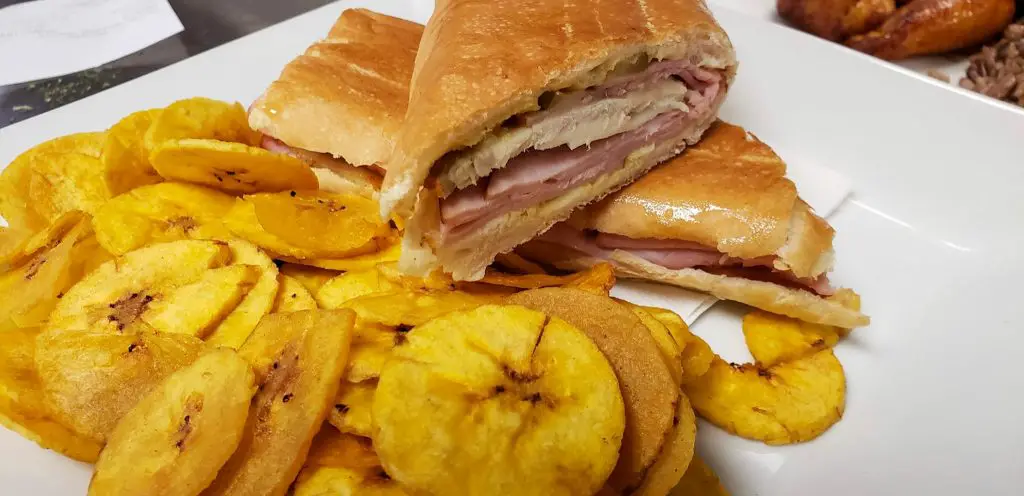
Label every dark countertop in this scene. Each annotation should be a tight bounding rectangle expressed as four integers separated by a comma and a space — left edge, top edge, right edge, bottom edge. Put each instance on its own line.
0, 0, 334, 129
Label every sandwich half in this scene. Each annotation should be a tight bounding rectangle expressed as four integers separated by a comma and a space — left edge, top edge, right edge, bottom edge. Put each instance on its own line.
519, 121, 869, 328
249, 9, 423, 197
381, 0, 737, 280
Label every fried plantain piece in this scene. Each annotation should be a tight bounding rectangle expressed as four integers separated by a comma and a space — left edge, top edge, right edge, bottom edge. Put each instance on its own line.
327, 381, 376, 438
93, 182, 234, 255
203, 240, 279, 349
205, 309, 354, 496
0, 327, 102, 462
293, 428, 406, 496
46, 239, 233, 334
271, 275, 318, 313
101, 108, 165, 195
35, 328, 203, 442
373, 305, 624, 496
88, 349, 256, 496
507, 288, 678, 492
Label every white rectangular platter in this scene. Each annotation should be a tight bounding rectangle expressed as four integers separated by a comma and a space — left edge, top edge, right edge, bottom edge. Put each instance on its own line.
1, 1, 1023, 494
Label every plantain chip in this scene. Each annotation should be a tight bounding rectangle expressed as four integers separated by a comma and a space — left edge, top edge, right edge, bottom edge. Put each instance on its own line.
293, 428, 406, 496
88, 349, 256, 496
641, 305, 714, 384
560, 262, 617, 295
143, 97, 260, 151
0, 327, 103, 462
206, 309, 354, 496
507, 288, 678, 492
101, 108, 164, 195
0, 213, 92, 331
248, 191, 389, 258
281, 239, 401, 271
669, 455, 730, 496
203, 240, 279, 349
223, 198, 320, 259
627, 304, 685, 387
315, 269, 401, 309
683, 351, 846, 445
374, 263, 457, 291
0, 132, 108, 231
93, 182, 234, 255
142, 264, 262, 338
347, 321, 399, 383
373, 305, 624, 496
46, 239, 233, 334
328, 381, 376, 439
35, 328, 203, 442
150, 139, 318, 194
633, 393, 697, 496
342, 289, 501, 328
278, 263, 339, 295
1, 210, 83, 268
271, 275, 318, 313
743, 310, 844, 367
0, 226, 31, 270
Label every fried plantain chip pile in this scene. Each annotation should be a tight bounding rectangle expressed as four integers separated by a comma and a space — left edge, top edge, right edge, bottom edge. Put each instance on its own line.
0, 97, 861, 496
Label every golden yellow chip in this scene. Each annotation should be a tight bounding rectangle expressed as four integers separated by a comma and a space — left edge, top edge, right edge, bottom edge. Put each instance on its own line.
743, 310, 844, 367
347, 321, 399, 383
0, 213, 110, 331
279, 263, 340, 294
375, 263, 457, 291
0, 327, 103, 462
670, 455, 730, 496
150, 139, 318, 194
633, 393, 697, 496
282, 239, 401, 271
0, 226, 30, 270
0, 133, 109, 230
271, 275, 318, 313
46, 239, 233, 334
206, 309, 354, 496
342, 289, 500, 328
293, 429, 406, 496
684, 351, 845, 445
373, 305, 624, 496
93, 182, 234, 255
1, 210, 83, 269
35, 328, 203, 442
142, 264, 261, 338
248, 191, 388, 258
143, 97, 260, 151
102, 108, 164, 196
561, 262, 617, 295
204, 240, 279, 349
628, 304, 685, 387
642, 305, 715, 383
315, 269, 401, 309
89, 349, 256, 496
328, 381, 376, 438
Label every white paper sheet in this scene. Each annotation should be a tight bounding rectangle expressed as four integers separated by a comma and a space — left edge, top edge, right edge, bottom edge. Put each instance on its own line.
0, 0, 183, 86
610, 161, 852, 325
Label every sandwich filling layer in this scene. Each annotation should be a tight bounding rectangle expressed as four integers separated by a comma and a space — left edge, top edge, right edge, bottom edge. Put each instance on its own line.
436, 60, 724, 241
538, 224, 835, 296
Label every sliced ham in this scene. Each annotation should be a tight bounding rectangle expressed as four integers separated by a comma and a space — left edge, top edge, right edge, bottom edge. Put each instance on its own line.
437, 60, 724, 201
538, 224, 835, 296
440, 110, 689, 233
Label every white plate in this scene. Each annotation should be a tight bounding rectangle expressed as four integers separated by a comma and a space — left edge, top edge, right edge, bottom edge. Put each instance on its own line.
2, 1, 1023, 495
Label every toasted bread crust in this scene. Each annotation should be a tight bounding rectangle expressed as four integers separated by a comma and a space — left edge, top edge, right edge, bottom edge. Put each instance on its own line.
249, 9, 422, 167
380, 0, 736, 217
